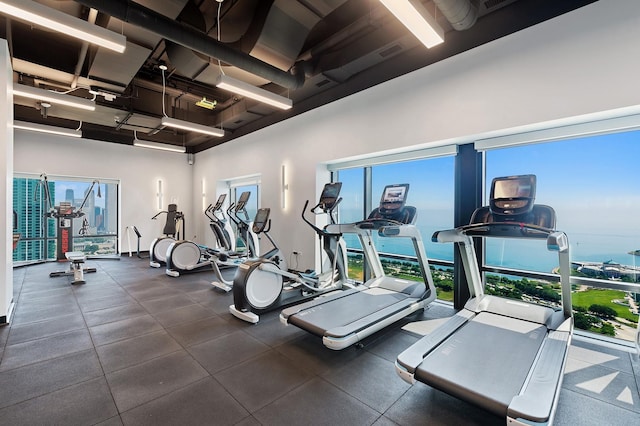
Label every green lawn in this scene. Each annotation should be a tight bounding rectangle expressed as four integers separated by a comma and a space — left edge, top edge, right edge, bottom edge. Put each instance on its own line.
573, 288, 638, 322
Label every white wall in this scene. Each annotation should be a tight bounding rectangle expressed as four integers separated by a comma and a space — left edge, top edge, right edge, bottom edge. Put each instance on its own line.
192, 0, 640, 271
1, 40, 13, 322
13, 133, 193, 253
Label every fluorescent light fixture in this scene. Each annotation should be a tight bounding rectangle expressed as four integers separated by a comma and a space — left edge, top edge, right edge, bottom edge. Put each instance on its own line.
14, 84, 96, 111
161, 116, 225, 138
13, 120, 82, 138
134, 138, 186, 153
380, 0, 444, 48
0, 0, 126, 53
215, 74, 292, 110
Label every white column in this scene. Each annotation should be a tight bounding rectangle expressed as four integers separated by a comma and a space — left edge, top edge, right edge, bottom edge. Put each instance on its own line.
0, 39, 14, 324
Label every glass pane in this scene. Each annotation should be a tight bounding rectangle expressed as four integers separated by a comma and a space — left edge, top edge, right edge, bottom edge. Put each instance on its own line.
232, 184, 259, 252
13, 176, 120, 261
485, 131, 640, 342
336, 168, 365, 282
12, 177, 47, 262
371, 157, 455, 262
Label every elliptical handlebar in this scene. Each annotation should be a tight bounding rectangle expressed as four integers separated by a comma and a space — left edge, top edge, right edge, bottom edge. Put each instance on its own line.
302, 196, 343, 236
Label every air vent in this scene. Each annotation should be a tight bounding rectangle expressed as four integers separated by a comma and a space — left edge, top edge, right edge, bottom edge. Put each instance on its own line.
483, 0, 516, 12
379, 44, 402, 58
316, 79, 331, 88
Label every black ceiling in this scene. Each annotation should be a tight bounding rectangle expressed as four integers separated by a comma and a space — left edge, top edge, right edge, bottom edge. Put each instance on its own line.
2, 0, 597, 153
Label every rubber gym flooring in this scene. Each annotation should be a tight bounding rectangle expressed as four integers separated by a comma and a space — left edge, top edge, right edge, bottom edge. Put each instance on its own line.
0, 256, 638, 425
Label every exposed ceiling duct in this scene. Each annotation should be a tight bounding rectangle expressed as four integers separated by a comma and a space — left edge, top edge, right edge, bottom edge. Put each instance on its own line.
434, 0, 478, 31
74, 0, 305, 90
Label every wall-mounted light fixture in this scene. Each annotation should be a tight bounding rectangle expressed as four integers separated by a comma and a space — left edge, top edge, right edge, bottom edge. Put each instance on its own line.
157, 179, 163, 210
13, 120, 82, 138
14, 84, 96, 111
215, 74, 293, 110
380, 0, 444, 48
281, 164, 289, 209
201, 178, 207, 212
133, 131, 186, 153
0, 0, 127, 53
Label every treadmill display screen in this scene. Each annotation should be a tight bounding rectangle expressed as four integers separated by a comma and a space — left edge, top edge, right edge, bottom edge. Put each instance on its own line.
319, 182, 342, 209
380, 184, 409, 212
252, 208, 270, 233
490, 175, 536, 216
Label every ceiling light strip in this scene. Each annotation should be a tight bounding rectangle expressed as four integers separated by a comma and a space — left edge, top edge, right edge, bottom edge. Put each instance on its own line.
215, 74, 292, 110
0, 0, 126, 53
380, 0, 444, 48
161, 116, 225, 138
133, 139, 186, 153
14, 84, 96, 111
13, 120, 82, 138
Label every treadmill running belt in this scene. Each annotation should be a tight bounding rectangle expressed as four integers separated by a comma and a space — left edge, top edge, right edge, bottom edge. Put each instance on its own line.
415, 312, 546, 417
287, 290, 408, 337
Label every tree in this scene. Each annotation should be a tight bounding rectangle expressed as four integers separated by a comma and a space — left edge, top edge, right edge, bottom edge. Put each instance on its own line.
573, 311, 599, 330
588, 304, 617, 319
599, 322, 616, 336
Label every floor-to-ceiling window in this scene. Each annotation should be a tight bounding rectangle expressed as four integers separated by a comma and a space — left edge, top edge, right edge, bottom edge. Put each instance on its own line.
479, 127, 640, 344
13, 174, 119, 265
331, 147, 456, 300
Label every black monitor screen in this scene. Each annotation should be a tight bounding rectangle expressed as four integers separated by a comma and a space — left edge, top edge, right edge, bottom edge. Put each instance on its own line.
380, 184, 409, 211
236, 191, 251, 209
253, 208, 270, 232
492, 175, 535, 199
319, 182, 342, 209
214, 194, 226, 208
490, 175, 536, 216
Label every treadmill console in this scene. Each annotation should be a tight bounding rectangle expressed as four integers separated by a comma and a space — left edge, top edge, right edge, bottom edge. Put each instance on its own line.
490, 175, 536, 218
252, 208, 270, 233
379, 184, 409, 215
318, 182, 342, 211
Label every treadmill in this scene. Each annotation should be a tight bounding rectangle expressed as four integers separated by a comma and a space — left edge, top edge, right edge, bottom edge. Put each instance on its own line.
280, 183, 437, 350
395, 175, 572, 425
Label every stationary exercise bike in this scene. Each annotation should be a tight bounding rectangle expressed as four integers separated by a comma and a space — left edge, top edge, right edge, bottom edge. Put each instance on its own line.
230, 182, 348, 323
211, 207, 288, 292
149, 204, 184, 268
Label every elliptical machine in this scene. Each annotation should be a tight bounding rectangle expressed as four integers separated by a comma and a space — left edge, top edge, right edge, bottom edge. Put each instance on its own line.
211, 207, 288, 291
229, 182, 348, 324
149, 204, 184, 268
164, 192, 260, 277
205, 194, 234, 253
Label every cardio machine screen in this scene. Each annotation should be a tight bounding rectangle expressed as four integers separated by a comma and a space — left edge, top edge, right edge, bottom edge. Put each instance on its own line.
236, 191, 251, 209
252, 208, 270, 233
214, 194, 226, 208
490, 175, 536, 215
319, 182, 342, 209
380, 184, 409, 212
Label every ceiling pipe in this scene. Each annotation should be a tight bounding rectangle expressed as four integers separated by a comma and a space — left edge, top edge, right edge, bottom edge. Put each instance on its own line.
433, 0, 478, 31
75, 0, 305, 90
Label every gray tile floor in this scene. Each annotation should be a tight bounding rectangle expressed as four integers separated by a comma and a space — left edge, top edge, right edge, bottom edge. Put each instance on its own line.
0, 257, 638, 425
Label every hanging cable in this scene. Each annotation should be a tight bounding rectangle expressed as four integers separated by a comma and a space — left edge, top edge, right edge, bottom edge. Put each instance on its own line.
216, 0, 225, 75
160, 64, 168, 117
